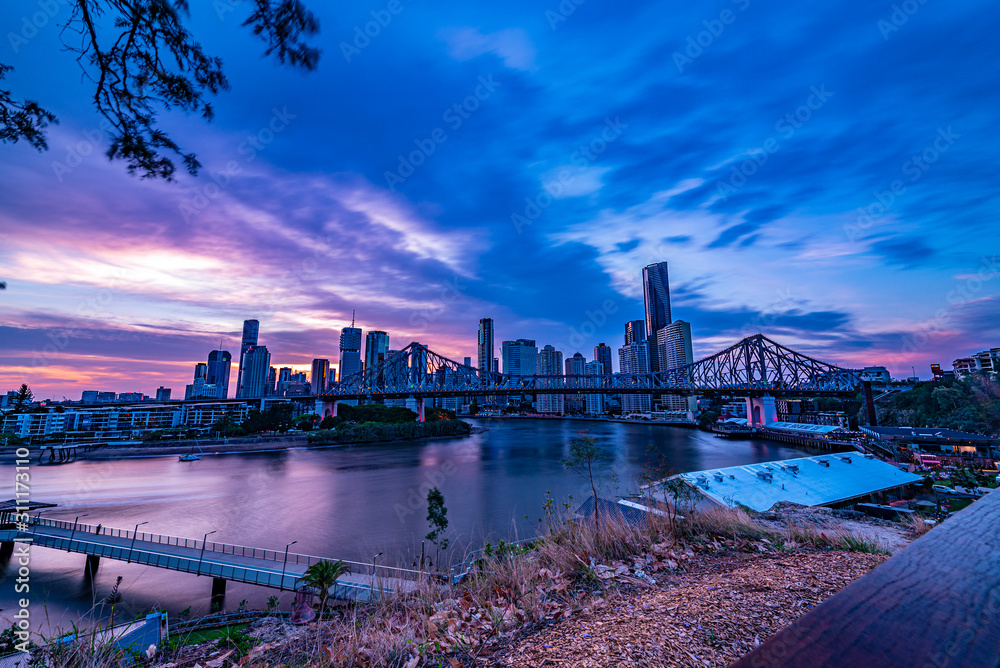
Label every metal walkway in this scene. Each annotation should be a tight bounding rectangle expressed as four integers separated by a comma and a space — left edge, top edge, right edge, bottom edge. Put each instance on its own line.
0, 518, 421, 602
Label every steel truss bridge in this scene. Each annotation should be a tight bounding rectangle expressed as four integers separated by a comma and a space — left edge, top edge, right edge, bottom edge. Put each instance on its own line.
320, 334, 864, 404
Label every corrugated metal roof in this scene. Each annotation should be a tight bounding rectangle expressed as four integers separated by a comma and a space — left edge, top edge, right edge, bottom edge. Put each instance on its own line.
766, 422, 843, 435
679, 454, 922, 512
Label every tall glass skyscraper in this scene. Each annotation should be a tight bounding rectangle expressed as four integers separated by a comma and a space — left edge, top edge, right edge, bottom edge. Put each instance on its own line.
642, 262, 671, 371
207, 349, 232, 398
593, 343, 613, 374
624, 319, 646, 346
235, 319, 259, 398
239, 345, 271, 398
364, 330, 390, 372
339, 325, 363, 380
311, 358, 330, 394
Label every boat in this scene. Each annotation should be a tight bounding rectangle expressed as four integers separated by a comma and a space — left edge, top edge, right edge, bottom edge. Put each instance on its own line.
179, 441, 203, 461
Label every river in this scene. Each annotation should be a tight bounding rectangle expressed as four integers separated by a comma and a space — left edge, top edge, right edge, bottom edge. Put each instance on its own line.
1, 418, 817, 634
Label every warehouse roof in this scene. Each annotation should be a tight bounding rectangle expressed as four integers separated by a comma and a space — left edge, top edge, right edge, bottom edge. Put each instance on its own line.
860, 426, 995, 443
764, 421, 844, 435
677, 454, 922, 512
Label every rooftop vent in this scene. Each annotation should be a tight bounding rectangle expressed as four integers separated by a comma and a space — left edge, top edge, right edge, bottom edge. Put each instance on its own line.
785, 463, 799, 472
713, 472, 724, 482
817, 459, 830, 467
839, 456, 852, 464
755, 470, 773, 482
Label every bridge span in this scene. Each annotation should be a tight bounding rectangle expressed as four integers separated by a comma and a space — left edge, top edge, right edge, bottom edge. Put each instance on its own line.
317, 334, 876, 425
0, 517, 420, 609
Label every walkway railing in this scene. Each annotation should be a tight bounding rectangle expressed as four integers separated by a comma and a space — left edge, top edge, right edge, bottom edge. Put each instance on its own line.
25, 517, 423, 582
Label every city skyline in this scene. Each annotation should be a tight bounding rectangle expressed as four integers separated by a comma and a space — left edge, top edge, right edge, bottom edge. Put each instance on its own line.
2, 1, 998, 398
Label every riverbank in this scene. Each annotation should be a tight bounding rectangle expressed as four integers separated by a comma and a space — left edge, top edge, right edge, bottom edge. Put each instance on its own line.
6, 425, 486, 462
473, 413, 698, 428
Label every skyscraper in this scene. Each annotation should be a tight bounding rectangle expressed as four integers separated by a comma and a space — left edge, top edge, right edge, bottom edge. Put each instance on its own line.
536, 345, 564, 415
624, 319, 646, 346
564, 352, 587, 414
207, 350, 232, 398
584, 360, 606, 415
594, 343, 613, 374
618, 340, 651, 414
478, 318, 495, 372
364, 330, 390, 371
643, 262, 671, 372
463, 356, 472, 367
339, 323, 363, 380
194, 362, 208, 381
239, 346, 271, 398
235, 319, 260, 398
311, 358, 330, 394
502, 338, 537, 407
657, 320, 697, 412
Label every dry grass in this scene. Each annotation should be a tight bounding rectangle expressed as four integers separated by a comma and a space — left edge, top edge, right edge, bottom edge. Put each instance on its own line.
45, 504, 901, 667
907, 514, 934, 537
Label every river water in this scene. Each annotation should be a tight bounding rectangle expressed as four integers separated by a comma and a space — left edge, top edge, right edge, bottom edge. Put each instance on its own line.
1, 418, 815, 633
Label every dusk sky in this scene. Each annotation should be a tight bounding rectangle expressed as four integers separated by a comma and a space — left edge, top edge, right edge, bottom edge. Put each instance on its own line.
1, 0, 998, 399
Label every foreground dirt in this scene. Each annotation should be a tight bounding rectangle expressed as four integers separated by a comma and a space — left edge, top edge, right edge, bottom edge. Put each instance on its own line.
498, 551, 887, 668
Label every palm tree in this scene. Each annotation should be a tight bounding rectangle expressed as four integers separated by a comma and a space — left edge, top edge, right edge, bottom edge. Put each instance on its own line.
297, 560, 350, 616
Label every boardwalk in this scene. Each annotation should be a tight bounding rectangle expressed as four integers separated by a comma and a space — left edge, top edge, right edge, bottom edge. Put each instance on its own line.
0, 518, 420, 603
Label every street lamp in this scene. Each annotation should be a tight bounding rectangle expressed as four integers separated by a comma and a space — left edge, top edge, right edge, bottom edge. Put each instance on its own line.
127, 521, 149, 563
280, 540, 298, 591
371, 552, 383, 597
198, 530, 217, 576
67, 513, 89, 551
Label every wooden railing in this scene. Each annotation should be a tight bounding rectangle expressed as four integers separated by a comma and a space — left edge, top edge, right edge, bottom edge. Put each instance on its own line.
731, 490, 1000, 668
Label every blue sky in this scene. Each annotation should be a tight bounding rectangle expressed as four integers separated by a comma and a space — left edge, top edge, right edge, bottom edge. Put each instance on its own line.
1, 0, 998, 398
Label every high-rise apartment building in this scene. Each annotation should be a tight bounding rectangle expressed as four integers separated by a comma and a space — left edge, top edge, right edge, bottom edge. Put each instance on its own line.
194, 362, 208, 381
478, 318, 495, 372
155, 387, 171, 401
536, 345, 564, 415
584, 360, 606, 415
594, 343, 613, 374
624, 320, 646, 346
207, 350, 232, 398
564, 352, 587, 413
339, 325, 363, 380
618, 340, 651, 414
364, 331, 390, 372
235, 319, 259, 398
657, 320, 696, 412
642, 262, 671, 371
311, 358, 330, 394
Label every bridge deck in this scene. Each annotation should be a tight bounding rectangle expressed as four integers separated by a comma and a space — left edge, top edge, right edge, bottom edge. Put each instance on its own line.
0, 519, 419, 602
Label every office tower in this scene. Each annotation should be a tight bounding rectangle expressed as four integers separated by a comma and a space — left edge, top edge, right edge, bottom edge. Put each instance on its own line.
194, 362, 208, 381
81, 390, 99, 403
584, 360, 606, 415
266, 366, 277, 396
536, 345, 564, 414
364, 330, 390, 371
624, 319, 646, 346
275, 366, 292, 396
207, 350, 232, 398
502, 339, 538, 376
478, 318, 495, 372
235, 319, 260, 398
564, 352, 587, 413
155, 387, 171, 401
339, 322, 363, 380
502, 339, 537, 407
463, 356, 472, 367
594, 343, 613, 374
657, 320, 697, 412
311, 359, 330, 394
643, 262, 671, 371
618, 340, 651, 413
237, 345, 271, 398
